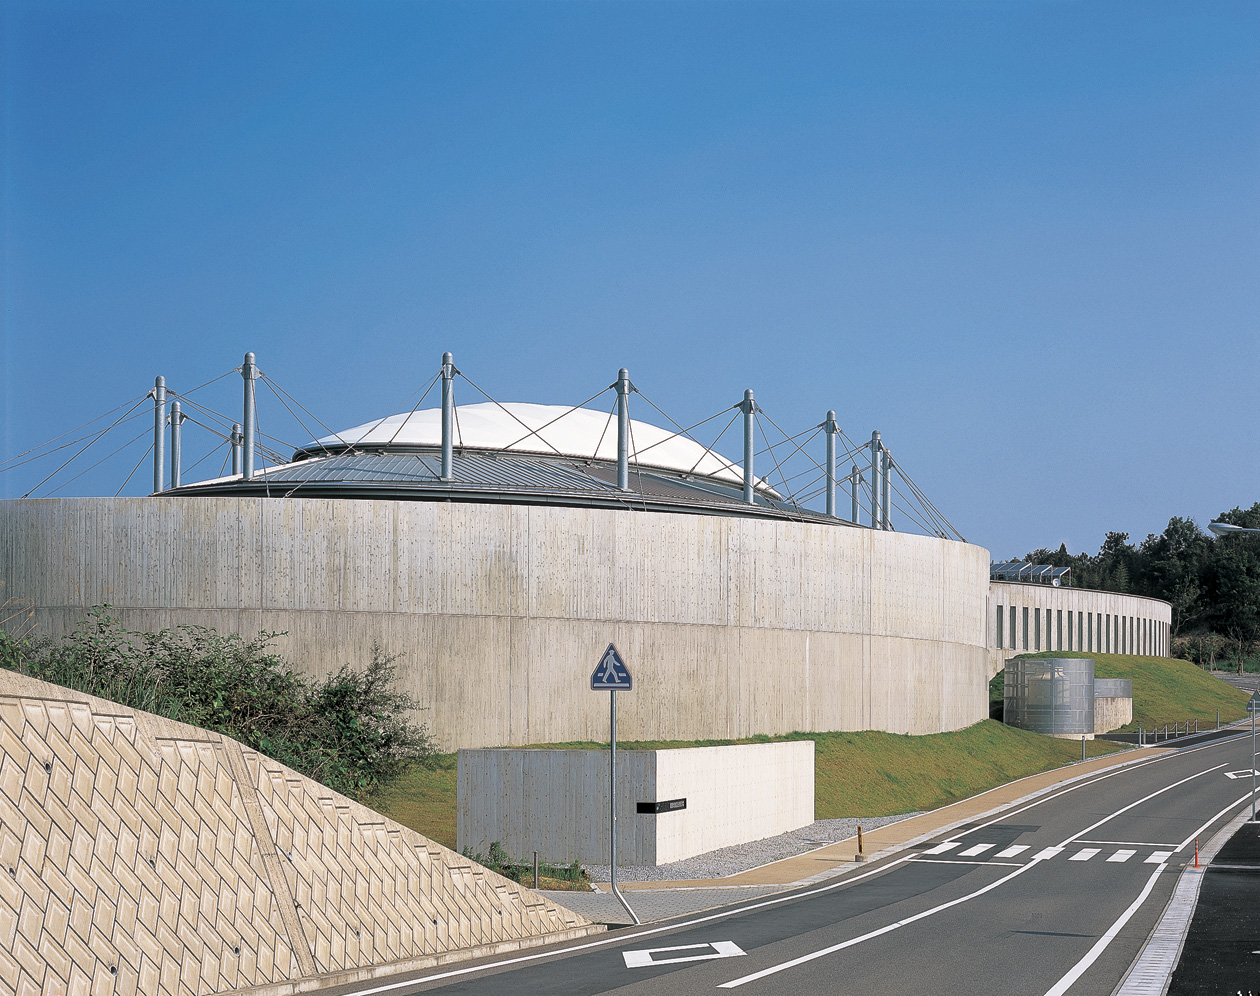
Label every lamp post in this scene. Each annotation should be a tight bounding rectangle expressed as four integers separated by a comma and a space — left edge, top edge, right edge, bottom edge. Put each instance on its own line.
1208, 521, 1260, 821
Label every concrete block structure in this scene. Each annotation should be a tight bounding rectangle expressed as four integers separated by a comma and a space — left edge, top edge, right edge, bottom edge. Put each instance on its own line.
457, 742, 815, 866
0, 671, 596, 996
1093, 678, 1134, 733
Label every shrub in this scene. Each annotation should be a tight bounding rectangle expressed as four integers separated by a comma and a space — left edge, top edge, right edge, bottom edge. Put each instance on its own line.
0, 607, 437, 796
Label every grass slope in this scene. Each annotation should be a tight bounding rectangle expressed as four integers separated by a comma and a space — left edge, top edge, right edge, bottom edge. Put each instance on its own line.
1015, 652, 1252, 732
372, 721, 1124, 850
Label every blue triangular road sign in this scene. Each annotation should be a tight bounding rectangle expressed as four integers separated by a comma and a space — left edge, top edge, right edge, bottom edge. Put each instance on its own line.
591, 643, 632, 690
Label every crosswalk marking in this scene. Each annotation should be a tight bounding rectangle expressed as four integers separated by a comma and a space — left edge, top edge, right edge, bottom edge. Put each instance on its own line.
917, 842, 1174, 865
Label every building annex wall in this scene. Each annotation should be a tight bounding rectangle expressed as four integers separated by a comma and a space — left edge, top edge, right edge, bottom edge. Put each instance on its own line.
986, 582, 1172, 678
1, 497, 991, 749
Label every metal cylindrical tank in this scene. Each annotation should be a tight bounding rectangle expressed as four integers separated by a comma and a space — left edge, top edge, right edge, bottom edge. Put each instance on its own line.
1003, 657, 1095, 736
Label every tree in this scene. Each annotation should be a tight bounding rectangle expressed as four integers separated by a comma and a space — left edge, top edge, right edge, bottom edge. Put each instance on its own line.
1205, 504, 1260, 669
1139, 517, 1209, 636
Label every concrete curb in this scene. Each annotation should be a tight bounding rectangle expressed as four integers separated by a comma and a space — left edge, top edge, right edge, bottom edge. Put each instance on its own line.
221, 923, 608, 996
1112, 805, 1254, 996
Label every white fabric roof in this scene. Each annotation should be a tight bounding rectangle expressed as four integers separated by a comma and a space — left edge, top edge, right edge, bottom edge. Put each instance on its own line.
313, 402, 764, 489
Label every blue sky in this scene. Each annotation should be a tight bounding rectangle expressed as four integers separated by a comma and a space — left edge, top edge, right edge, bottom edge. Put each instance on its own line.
2, 0, 1257, 559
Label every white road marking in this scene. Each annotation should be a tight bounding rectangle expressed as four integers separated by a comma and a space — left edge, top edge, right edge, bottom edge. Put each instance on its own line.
1107, 850, 1136, 863
958, 843, 995, 857
1032, 846, 1064, 861
1145, 851, 1173, 864
1078, 840, 1174, 847
996, 845, 1030, 858
1177, 791, 1255, 851
923, 842, 960, 855
1040, 864, 1166, 996
718, 855, 1048, 988
1069, 848, 1100, 862
622, 941, 744, 967
329, 743, 1247, 996
1222, 770, 1259, 779
1058, 764, 1227, 847
319, 855, 914, 996
909, 859, 1023, 867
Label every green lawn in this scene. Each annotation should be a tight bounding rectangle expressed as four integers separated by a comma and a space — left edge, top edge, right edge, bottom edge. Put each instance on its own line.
371, 720, 1126, 850
373, 656, 1252, 850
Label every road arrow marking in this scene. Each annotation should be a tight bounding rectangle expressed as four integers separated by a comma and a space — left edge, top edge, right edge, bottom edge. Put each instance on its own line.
623, 941, 745, 968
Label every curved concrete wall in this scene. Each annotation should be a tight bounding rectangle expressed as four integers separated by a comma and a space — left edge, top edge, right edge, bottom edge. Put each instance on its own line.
0, 497, 992, 749
986, 582, 1172, 678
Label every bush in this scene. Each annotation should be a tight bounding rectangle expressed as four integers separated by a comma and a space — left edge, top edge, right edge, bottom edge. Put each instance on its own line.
0, 607, 437, 796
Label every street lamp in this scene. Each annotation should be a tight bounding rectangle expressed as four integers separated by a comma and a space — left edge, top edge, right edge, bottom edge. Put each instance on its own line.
1209, 521, 1260, 820
1208, 521, 1260, 536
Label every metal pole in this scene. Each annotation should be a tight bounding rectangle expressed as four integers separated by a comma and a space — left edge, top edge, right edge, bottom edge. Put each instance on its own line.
242, 352, 257, 480
609, 689, 638, 924
1252, 703, 1256, 821
881, 446, 892, 530
441, 352, 455, 481
152, 376, 166, 493
616, 369, 631, 490
231, 424, 243, 477
851, 465, 859, 524
824, 411, 837, 518
1082, 736, 1087, 762
170, 401, 183, 489
742, 389, 755, 505
869, 431, 881, 528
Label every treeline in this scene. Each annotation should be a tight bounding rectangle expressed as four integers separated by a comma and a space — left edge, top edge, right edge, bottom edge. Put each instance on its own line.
1020, 502, 1260, 651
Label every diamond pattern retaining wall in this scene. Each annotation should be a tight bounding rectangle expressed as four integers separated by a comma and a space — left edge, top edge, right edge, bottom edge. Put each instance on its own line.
0, 672, 597, 996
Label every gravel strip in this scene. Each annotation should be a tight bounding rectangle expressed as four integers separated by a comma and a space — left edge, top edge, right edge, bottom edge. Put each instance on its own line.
585, 813, 924, 883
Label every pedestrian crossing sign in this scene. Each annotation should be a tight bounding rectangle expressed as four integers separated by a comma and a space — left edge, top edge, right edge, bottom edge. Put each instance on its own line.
591, 643, 633, 690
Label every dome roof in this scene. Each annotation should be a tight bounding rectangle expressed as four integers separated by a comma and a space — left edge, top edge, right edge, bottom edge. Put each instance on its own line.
306, 402, 765, 490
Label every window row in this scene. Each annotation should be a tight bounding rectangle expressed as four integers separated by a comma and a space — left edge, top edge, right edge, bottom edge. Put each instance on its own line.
994, 605, 1167, 658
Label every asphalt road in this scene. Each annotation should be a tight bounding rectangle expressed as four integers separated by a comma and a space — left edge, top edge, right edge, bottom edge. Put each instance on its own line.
329, 732, 1259, 996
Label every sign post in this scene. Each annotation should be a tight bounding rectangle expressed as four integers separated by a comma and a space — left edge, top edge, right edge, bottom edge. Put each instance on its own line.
591, 643, 639, 924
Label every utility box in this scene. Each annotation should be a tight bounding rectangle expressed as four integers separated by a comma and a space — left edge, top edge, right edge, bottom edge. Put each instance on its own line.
457, 741, 814, 867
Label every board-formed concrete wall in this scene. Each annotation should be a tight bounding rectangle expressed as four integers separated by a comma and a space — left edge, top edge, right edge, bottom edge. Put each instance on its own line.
987, 583, 1172, 678
0, 671, 596, 996
0, 497, 992, 749
457, 742, 814, 866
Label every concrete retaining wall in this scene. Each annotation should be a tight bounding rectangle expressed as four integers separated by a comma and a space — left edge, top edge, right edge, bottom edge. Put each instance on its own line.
0, 497, 992, 749
1094, 697, 1134, 733
987, 583, 1172, 678
457, 742, 815, 866
0, 671, 595, 996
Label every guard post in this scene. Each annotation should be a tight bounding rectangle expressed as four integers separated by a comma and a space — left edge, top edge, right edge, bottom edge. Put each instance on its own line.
591, 643, 639, 924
